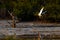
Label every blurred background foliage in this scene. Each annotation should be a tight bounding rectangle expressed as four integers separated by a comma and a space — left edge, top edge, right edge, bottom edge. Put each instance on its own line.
0, 0, 60, 22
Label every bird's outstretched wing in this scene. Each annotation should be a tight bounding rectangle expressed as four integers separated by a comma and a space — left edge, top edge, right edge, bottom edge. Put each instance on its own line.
38, 7, 44, 16
42, 11, 47, 14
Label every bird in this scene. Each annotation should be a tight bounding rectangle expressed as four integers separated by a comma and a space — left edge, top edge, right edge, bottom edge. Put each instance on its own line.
38, 7, 47, 17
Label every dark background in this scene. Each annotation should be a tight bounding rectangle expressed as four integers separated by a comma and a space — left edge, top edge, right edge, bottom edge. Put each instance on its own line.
0, 0, 60, 22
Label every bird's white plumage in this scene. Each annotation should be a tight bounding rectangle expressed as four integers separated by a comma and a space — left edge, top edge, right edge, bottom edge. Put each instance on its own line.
38, 7, 44, 17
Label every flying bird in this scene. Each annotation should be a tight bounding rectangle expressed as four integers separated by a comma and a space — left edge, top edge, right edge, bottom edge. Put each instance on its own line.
38, 7, 47, 17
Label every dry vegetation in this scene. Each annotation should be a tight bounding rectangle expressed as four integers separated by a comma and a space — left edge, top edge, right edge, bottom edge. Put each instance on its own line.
0, 35, 60, 40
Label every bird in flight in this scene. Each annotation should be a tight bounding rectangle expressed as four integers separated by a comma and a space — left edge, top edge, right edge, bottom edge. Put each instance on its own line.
38, 7, 47, 17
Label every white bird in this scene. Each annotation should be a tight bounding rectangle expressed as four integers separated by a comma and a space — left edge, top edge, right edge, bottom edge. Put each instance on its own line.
38, 7, 45, 17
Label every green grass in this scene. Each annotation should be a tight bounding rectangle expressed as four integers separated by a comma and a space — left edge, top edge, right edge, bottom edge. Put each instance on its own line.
0, 36, 60, 40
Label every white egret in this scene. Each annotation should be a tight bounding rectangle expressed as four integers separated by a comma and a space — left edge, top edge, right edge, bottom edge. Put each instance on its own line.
38, 7, 47, 17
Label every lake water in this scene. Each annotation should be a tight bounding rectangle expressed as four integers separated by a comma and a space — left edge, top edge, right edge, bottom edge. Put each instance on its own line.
0, 27, 60, 35
0, 20, 60, 39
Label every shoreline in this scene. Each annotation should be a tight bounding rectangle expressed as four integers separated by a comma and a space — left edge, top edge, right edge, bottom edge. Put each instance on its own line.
0, 19, 60, 24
